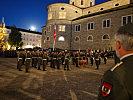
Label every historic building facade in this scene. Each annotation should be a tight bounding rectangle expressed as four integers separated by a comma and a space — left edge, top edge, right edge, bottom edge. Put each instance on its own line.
42, 0, 133, 50
4, 25, 42, 49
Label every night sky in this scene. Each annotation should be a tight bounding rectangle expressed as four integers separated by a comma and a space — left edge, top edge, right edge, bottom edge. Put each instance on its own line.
0, 0, 109, 32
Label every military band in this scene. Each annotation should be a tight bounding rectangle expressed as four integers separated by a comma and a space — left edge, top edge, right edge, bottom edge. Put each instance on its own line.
17, 49, 113, 72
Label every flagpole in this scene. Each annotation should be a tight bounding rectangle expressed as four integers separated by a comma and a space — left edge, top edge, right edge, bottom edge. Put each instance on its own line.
53, 11, 56, 51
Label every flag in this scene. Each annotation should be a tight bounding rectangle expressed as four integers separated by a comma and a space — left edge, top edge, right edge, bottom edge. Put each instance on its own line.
54, 23, 56, 41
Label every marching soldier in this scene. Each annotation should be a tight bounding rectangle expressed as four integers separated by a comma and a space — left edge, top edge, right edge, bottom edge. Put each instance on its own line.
90, 52, 94, 66
61, 51, 65, 65
42, 51, 47, 71
99, 52, 102, 65
72, 52, 75, 65
34, 51, 38, 68
75, 51, 79, 67
32, 51, 35, 67
22, 50, 25, 65
50, 52, 54, 68
104, 52, 108, 64
57, 52, 62, 69
95, 52, 100, 70
25, 50, 32, 73
53, 52, 57, 69
86, 52, 90, 65
37, 50, 43, 70
64, 53, 70, 71
17, 51, 20, 69
17, 51, 23, 71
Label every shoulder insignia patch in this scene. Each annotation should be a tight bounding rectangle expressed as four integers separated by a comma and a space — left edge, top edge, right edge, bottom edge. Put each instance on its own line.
102, 82, 112, 97
111, 61, 123, 71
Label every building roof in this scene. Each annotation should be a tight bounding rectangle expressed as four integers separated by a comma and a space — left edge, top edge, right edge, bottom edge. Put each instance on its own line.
6, 26, 42, 35
72, 4, 133, 21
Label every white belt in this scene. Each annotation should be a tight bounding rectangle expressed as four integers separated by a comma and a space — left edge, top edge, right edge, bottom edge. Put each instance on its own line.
43, 59, 47, 60
26, 58, 31, 59
96, 59, 99, 60
53, 58, 56, 59
19, 58, 22, 59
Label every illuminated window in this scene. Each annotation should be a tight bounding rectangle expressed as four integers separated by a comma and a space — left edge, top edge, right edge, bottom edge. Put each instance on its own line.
48, 25, 51, 32
58, 36, 65, 41
59, 12, 66, 19
58, 25, 65, 32
102, 34, 110, 40
48, 13, 52, 20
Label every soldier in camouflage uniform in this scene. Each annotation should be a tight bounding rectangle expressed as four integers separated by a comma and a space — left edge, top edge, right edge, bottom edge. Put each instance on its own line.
34, 51, 38, 68
95, 52, 100, 70
42, 51, 47, 71
17, 51, 23, 71
57, 52, 62, 69
104, 52, 108, 64
53, 52, 57, 69
37, 51, 43, 70
25, 51, 32, 73
64, 53, 70, 71
32, 51, 35, 67
75, 51, 79, 67
61, 51, 65, 65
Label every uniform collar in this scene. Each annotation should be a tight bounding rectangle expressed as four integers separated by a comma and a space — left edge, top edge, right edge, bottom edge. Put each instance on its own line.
120, 53, 133, 61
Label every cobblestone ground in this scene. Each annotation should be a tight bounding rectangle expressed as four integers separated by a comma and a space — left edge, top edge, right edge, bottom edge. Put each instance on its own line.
0, 58, 115, 100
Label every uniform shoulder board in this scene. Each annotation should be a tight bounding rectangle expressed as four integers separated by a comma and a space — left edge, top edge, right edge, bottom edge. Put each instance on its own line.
111, 61, 123, 71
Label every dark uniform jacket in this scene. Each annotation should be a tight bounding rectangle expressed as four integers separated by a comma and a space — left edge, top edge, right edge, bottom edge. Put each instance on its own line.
98, 55, 133, 100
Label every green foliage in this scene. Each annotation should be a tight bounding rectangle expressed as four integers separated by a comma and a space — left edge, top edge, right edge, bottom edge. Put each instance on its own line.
7, 26, 23, 48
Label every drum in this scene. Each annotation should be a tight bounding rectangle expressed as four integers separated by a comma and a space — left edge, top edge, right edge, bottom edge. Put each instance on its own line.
78, 60, 87, 67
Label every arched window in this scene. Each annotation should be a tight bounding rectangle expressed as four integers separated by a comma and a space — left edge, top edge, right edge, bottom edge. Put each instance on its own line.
87, 35, 93, 41
58, 36, 65, 41
47, 36, 50, 41
90, 1, 92, 7
75, 36, 80, 42
102, 34, 110, 40
81, 0, 84, 5
72, 2, 74, 5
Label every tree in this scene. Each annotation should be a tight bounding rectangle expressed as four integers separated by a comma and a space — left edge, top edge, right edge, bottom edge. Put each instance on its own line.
7, 26, 23, 49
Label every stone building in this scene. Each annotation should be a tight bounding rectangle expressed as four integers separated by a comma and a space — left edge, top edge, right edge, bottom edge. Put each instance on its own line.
4, 25, 42, 49
42, 0, 133, 50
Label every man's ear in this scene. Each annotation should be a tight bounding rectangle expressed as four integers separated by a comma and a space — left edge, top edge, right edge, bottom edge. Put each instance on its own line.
116, 41, 121, 51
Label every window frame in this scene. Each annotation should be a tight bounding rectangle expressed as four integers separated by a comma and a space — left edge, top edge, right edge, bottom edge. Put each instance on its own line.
46, 36, 50, 41
58, 25, 66, 32
74, 36, 80, 42
87, 35, 93, 41
87, 22, 94, 31
48, 25, 51, 32
59, 12, 66, 19
102, 19, 111, 28
102, 34, 110, 40
75, 24, 81, 32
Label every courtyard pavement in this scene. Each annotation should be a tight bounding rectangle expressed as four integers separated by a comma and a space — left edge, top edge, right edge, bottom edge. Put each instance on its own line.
0, 58, 115, 100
